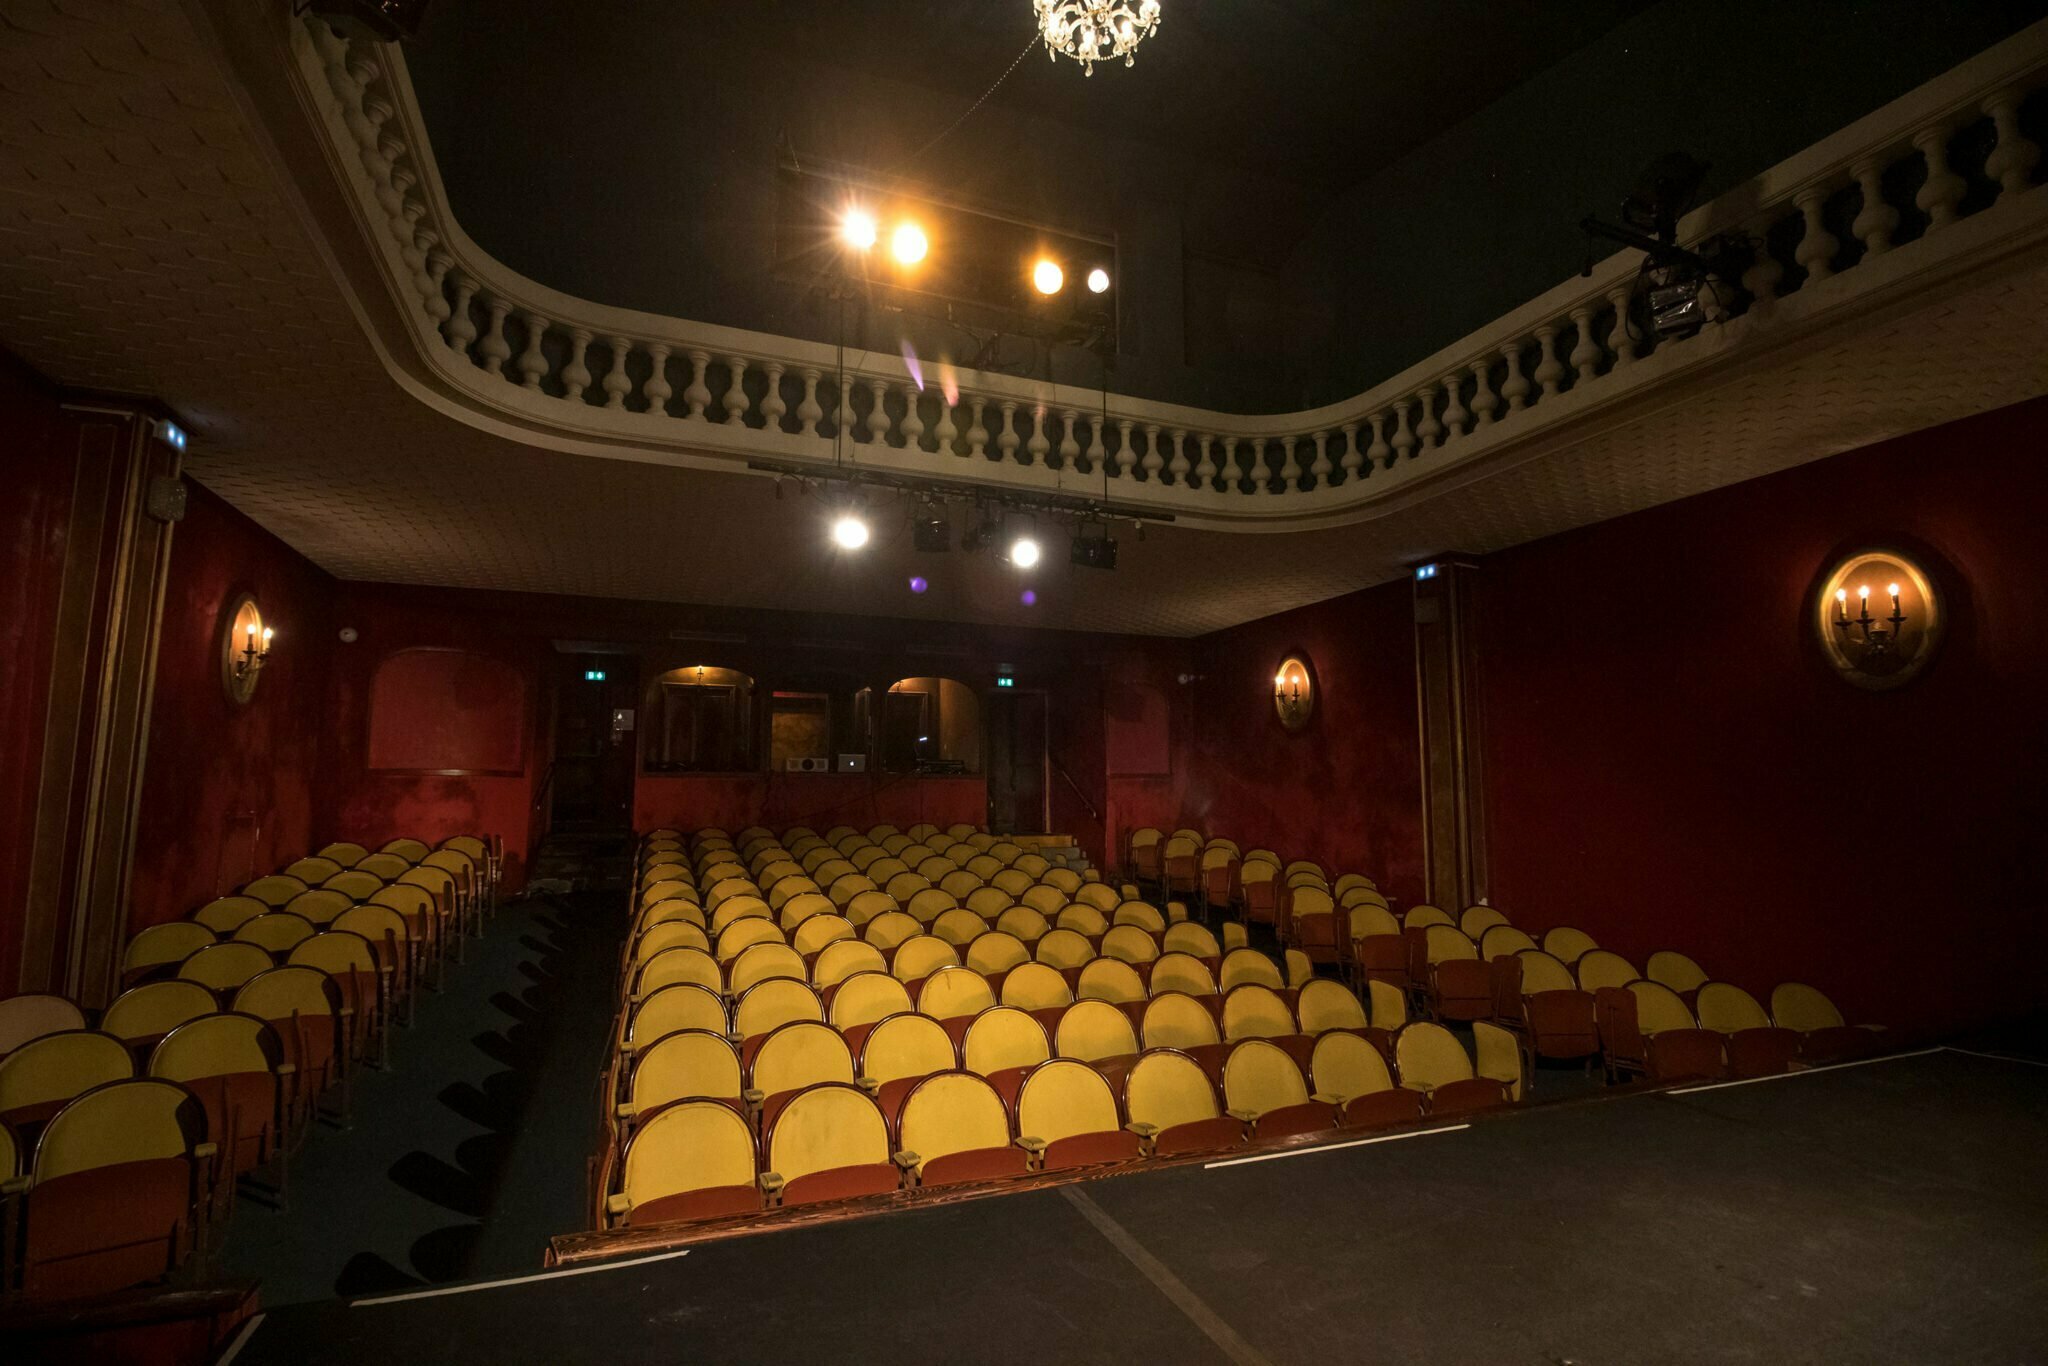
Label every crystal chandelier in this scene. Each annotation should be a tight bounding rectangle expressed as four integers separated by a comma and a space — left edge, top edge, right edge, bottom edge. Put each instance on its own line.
1035, 0, 1162, 76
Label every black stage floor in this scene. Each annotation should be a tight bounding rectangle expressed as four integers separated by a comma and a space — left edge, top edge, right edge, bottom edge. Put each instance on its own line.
226, 1049, 2048, 1365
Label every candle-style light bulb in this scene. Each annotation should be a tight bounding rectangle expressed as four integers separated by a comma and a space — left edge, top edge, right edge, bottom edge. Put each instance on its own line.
262, 628, 274, 645
246, 623, 256, 641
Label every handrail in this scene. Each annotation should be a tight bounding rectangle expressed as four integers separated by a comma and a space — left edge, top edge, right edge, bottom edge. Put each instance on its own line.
530, 759, 556, 815
1047, 750, 1100, 825
290, 17, 2048, 529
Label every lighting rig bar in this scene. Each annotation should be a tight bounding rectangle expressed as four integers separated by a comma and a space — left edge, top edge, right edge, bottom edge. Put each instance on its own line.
743, 458, 1177, 526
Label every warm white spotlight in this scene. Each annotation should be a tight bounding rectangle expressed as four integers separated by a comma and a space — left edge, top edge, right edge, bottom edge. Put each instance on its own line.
891, 222, 928, 265
1010, 535, 1041, 569
831, 513, 870, 549
841, 209, 878, 251
1087, 267, 1111, 294
1032, 259, 1064, 295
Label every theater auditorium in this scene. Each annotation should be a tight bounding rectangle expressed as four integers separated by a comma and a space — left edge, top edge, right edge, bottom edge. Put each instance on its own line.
2, 1, 2046, 1361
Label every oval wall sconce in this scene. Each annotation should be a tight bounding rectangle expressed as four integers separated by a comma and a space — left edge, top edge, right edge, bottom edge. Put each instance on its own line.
1273, 654, 1315, 732
221, 592, 275, 705
1815, 549, 1942, 690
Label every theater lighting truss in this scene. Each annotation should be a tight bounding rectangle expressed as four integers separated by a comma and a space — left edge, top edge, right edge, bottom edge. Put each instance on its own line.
1035, 0, 1162, 75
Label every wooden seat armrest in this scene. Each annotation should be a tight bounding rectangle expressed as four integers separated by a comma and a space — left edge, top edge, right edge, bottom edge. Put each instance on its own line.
193, 1142, 218, 1161
1126, 1121, 1158, 1139
1015, 1135, 1048, 1155
854, 1076, 881, 1096
604, 1193, 631, 1220
891, 1150, 921, 1172
742, 1088, 765, 1107
276, 1063, 297, 1075
758, 1171, 786, 1202
1, 1176, 31, 1195
1310, 1092, 1346, 1107
614, 1102, 635, 1121
1226, 1108, 1260, 1124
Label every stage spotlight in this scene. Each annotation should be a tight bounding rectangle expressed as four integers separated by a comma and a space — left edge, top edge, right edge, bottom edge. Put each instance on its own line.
1032, 259, 1064, 295
831, 512, 870, 549
841, 209, 878, 251
1010, 535, 1041, 569
1070, 525, 1119, 570
891, 222, 928, 265
1087, 267, 1111, 294
912, 510, 951, 552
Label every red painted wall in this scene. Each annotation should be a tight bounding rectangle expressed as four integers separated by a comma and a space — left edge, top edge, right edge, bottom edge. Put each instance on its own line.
0, 361, 77, 994
634, 774, 988, 834
130, 484, 334, 930
1478, 398, 2048, 1040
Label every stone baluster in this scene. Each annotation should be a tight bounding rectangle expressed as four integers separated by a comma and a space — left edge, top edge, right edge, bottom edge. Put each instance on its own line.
1532, 327, 1564, 400
1605, 287, 1640, 366
995, 402, 1019, 461
1114, 420, 1136, 478
1568, 306, 1601, 381
1793, 186, 1838, 283
1194, 434, 1217, 488
643, 343, 673, 416
868, 380, 894, 446
562, 328, 593, 402
422, 248, 453, 323
1027, 407, 1051, 465
1244, 437, 1269, 492
1277, 434, 1302, 488
517, 312, 549, 390
1440, 376, 1469, 440
967, 398, 989, 459
833, 373, 851, 441
1142, 423, 1165, 478
1390, 400, 1416, 461
723, 356, 751, 425
444, 274, 478, 354
1339, 422, 1362, 481
797, 368, 824, 435
1850, 158, 1899, 257
1499, 341, 1531, 411
602, 337, 633, 409
682, 351, 713, 420
1308, 431, 1332, 488
1168, 428, 1191, 483
477, 298, 511, 376
935, 396, 960, 454
1058, 410, 1082, 468
1366, 413, 1391, 470
1912, 124, 1966, 232
1984, 88, 2041, 200
1221, 436, 1241, 491
1414, 385, 1443, 450
761, 363, 788, 431
899, 384, 926, 449
1085, 415, 1107, 472
1468, 361, 1499, 425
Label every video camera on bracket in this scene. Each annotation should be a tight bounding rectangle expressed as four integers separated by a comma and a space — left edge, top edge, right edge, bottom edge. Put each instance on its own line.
1579, 152, 1755, 340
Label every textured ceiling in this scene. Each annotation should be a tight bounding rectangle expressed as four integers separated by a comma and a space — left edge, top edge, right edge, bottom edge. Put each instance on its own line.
3, 0, 2046, 639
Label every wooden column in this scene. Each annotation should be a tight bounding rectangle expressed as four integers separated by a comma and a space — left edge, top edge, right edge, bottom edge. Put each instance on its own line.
1413, 558, 1488, 909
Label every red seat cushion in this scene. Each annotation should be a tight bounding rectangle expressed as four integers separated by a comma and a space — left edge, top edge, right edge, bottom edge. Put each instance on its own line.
629, 1183, 761, 1226
1152, 1115, 1247, 1156
1251, 1102, 1338, 1141
1043, 1130, 1144, 1170
1526, 989, 1599, 1059
1432, 960, 1493, 1022
1340, 1087, 1426, 1129
1727, 1027, 1802, 1079
24, 1157, 193, 1299
920, 1146, 1032, 1187
781, 1162, 902, 1207
1646, 1029, 1726, 1083
1424, 1077, 1510, 1117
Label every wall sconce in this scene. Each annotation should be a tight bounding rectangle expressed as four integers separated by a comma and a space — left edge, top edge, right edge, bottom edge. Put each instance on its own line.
221, 593, 275, 705
1273, 654, 1315, 732
1815, 550, 1942, 690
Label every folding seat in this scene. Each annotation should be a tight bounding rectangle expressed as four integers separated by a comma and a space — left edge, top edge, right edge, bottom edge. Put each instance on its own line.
1200, 846, 1240, 912
1393, 1022, 1510, 1117
637, 946, 725, 1002
334, 903, 417, 1023
1055, 999, 1141, 1087
862, 910, 923, 953
791, 914, 856, 961
289, 929, 386, 1063
0, 1030, 134, 1135
1333, 872, 1375, 898
1473, 1020, 1527, 1102
121, 923, 217, 989
1000, 961, 1077, 1034
1006, 1059, 1135, 1169
638, 898, 707, 938
891, 934, 960, 989
1125, 1049, 1244, 1155
768, 880, 825, 916
1220, 947, 1285, 993
1402, 905, 1454, 931
931, 909, 991, 949
1035, 927, 1096, 976
1619, 980, 1727, 1083
711, 894, 774, 936
1101, 925, 1161, 970
368, 880, 437, 959
747, 1020, 858, 1132
826, 971, 916, 1053
831, 875, 882, 910
1041, 867, 1084, 896
1162, 922, 1221, 964
758, 1082, 899, 1207
996, 905, 1053, 945
904, 888, 955, 925
232, 966, 349, 1122
846, 844, 885, 871
955, 929, 1027, 986
149, 1012, 288, 1209
356, 852, 412, 883
734, 979, 825, 1054
1012, 854, 1051, 880
878, 833, 912, 856
1540, 926, 1597, 966
1288, 885, 1343, 967
1339, 884, 1390, 912
234, 911, 317, 956
1479, 924, 1537, 961
1140, 992, 1228, 1080
946, 823, 979, 839
102, 980, 218, 1061
1074, 881, 1121, 914
940, 870, 987, 902
284, 855, 342, 885
1126, 827, 1164, 888
1149, 951, 1219, 1000
1162, 835, 1202, 904
1223, 1038, 1336, 1139
178, 941, 276, 996
885, 872, 933, 903
1112, 901, 1167, 935
905, 823, 939, 842
988, 868, 1033, 899
1307, 1031, 1423, 1129
1078, 958, 1147, 1011
1367, 978, 1410, 1035
606, 1097, 760, 1227
636, 920, 713, 967
616, 1029, 745, 1138
1295, 979, 1371, 1038
1695, 982, 1802, 1079
987, 842, 1025, 866
194, 895, 268, 935
715, 917, 785, 964
243, 874, 309, 909
896, 1071, 1029, 1187
960, 1007, 1051, 1109
623, 984, 728, 1062
813, 940, 888, 992
1346, 902, 1407, 991
1221, 982, 1308, 1067
324, 869, 385, 904
1417, 924, 1491, 1022
1239, 859, 1280, 927
704, 876, 758, 911
318, 841, 369, 864
755, 861, 803, 892
916, 967, 998, 1040
20, 1078, 213, 1298
1513, 950, 1599, 1062
283, 888, 353, 929
1057, 904, 1110, 939
728, 942, 807, 997
1646, 949, 1709, 1005
842, 889, 897, 927
856, 1013, 958, 1126
1770, 983, 1881, 1063
1575, 949, 1639, 996
963, 886, 1014, 920
1460, 905, 1509, 941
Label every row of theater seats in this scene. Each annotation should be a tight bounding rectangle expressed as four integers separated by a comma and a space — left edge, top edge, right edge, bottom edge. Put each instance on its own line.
0, 833, 497, 1302
596, 826, 1526, 1229
1124, 826, 1881, 1084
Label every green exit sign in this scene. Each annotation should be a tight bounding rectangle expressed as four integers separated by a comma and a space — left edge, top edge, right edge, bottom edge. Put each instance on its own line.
584, 669, 607, 682
995, 674, 1015, 689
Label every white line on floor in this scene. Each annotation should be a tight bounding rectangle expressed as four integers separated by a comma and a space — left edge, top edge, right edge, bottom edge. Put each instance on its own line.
349, 1248, 692, 1307
1203, 1123, 1469, 1170
1941, 1046, 2048, 1069
1666, 1047, 1944, 1095
213, 1312, 266, 1365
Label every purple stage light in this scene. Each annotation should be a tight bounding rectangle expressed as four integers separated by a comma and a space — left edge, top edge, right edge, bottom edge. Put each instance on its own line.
909, 576, 929, 594
1020, 589, 1037, 606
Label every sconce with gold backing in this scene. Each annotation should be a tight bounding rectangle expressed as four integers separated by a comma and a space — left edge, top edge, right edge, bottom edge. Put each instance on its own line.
1815, 550, 1941, 690
1273, 655, 1315, 732
221, 593, 275, 705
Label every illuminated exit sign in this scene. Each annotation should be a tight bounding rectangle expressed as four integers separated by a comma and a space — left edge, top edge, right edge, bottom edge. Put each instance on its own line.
584, 669, 607, 682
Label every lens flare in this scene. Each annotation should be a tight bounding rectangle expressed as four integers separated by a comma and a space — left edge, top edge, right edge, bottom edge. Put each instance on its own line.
909, 576, 929, 594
